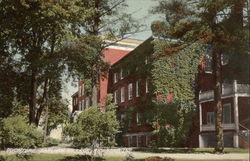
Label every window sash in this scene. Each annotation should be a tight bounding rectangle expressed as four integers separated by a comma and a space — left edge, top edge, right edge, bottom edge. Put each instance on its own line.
136, 80, 139, 97
128, 83, 133, 100
121, 87, 125, 102
207, 112, 215, 125
223, 104, 231, 124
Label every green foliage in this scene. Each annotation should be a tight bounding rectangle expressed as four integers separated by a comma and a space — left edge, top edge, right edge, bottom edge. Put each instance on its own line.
152, 101, 196, 147
0, 116, 43, 149
64, 105, 119, 148
152, 41, 204, 100
46, 98, 69, 135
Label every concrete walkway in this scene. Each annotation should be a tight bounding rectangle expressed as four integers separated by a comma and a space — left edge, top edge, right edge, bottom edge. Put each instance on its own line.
0, 146, 249, 160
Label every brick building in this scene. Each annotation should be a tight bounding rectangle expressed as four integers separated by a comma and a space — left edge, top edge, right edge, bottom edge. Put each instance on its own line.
71, 39, 143, 121
71, 37, 249, 148
198, 47, 250, 148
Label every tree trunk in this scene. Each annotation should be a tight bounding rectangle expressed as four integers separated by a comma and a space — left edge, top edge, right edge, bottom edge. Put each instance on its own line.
29, 69, 38, 124
35, 79, 49, 126
43, 101, 49, 143
213, 49, 224, 153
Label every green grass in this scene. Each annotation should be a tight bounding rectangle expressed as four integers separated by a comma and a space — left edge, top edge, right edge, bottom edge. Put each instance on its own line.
0, 153, 248, 161
176, 160, 244, 161
132, 148, 249, 154
0, 154, 125, 161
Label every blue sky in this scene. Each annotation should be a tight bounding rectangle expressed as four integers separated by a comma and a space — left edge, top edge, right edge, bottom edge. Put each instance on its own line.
126, 0, 160, 40
62, 0, 161, 104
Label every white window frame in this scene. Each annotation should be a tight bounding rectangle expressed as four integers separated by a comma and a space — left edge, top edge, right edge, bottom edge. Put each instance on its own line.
113, 72, 118, 83
120, 69, 124, 79
223, 103, 231, 124
146, 79, 149, 93
128, 83, 133, 100
81, 100, 85, 111
207, 112, 215, 125
121, 87, 125, 103
205, 49, 212, 73
136, 80, 139, 97
85, 97, 90, 108
114, 90, 118, 104
136, 112, 141, 125
81, 85, 84, 96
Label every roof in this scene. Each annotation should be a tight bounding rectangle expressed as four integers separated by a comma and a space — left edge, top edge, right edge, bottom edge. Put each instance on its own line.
111, 37, 154, 68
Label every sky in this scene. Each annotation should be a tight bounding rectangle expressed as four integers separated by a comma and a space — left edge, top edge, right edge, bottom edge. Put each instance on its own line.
62, 0, 161, 105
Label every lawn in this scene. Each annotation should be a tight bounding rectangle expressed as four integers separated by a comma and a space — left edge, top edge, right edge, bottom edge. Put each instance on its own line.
0, 154, 247, 161
132, 148, 249, 154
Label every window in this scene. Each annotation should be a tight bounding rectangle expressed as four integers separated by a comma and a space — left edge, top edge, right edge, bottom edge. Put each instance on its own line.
121, 87, 125, 102
121, 69, 129, 79
121, 69, 124, 79
128, 136, 132, 147
81, 86, 84, 96
146, 79, 149, 93
221, 53, 229, 65
128, 83, 133, 100
114, 90, 118, 104
136, 112, 142, 125
85, 97, 90, 108
137, 135, 142, 147
207, 112, 215, 125
223, 104, 231, 124
205, 46, 212, 73
81, 100, 85, 111
136, 80, 139, 97
121, 114, 126, 122
146, 135, 151, 146
113, 72, 118, 83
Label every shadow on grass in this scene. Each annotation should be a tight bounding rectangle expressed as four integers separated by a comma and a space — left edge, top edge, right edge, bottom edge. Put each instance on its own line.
59, 155, 105, 161
132, 148, 213, 154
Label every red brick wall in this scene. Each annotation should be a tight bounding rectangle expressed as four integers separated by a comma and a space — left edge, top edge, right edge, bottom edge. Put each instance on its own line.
238, 97, 250, 127
239, 135, 250, 149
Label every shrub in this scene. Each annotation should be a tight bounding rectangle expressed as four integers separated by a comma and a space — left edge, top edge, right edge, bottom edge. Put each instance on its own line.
0, 116, 43, 149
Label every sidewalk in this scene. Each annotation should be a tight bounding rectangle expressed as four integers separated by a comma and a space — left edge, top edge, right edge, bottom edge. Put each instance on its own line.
0, 146, 249, 160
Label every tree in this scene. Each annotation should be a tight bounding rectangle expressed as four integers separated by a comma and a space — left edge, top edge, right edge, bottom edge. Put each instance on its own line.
0, 0, 141, 125
0, 116, 42, 149
64, 96, 119, 161
151, 0, 248, 153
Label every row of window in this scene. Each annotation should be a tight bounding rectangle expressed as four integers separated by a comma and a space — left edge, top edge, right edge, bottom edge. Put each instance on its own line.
113, 59, 148, 84
79, 85, 85, 97
127, 135, 151, 147
113, 80, 149, 104
205, 51, 229, 73
207, 103, 231, 124
78, 97, 90, 111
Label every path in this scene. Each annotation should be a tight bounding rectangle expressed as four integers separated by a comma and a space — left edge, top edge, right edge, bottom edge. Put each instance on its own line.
0, 145, 249, 160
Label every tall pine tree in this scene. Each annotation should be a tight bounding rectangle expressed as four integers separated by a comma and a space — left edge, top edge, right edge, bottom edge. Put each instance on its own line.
151, 0, 248, 153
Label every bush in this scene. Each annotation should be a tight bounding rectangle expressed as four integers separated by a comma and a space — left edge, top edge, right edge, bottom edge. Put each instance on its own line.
0, 116, 43, 149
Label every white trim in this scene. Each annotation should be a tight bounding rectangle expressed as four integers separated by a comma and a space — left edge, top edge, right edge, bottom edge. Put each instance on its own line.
121, 87, 125, 102
146, 79, 149, 93
199, 134, 203, 148
201, 123, 236, 131
128, 83, 133, 100
106, 45, 135, 51
233, 80, 239, 148
199, 103, 202, 130
124, 132, 152, 137
136, 80, 139, 97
